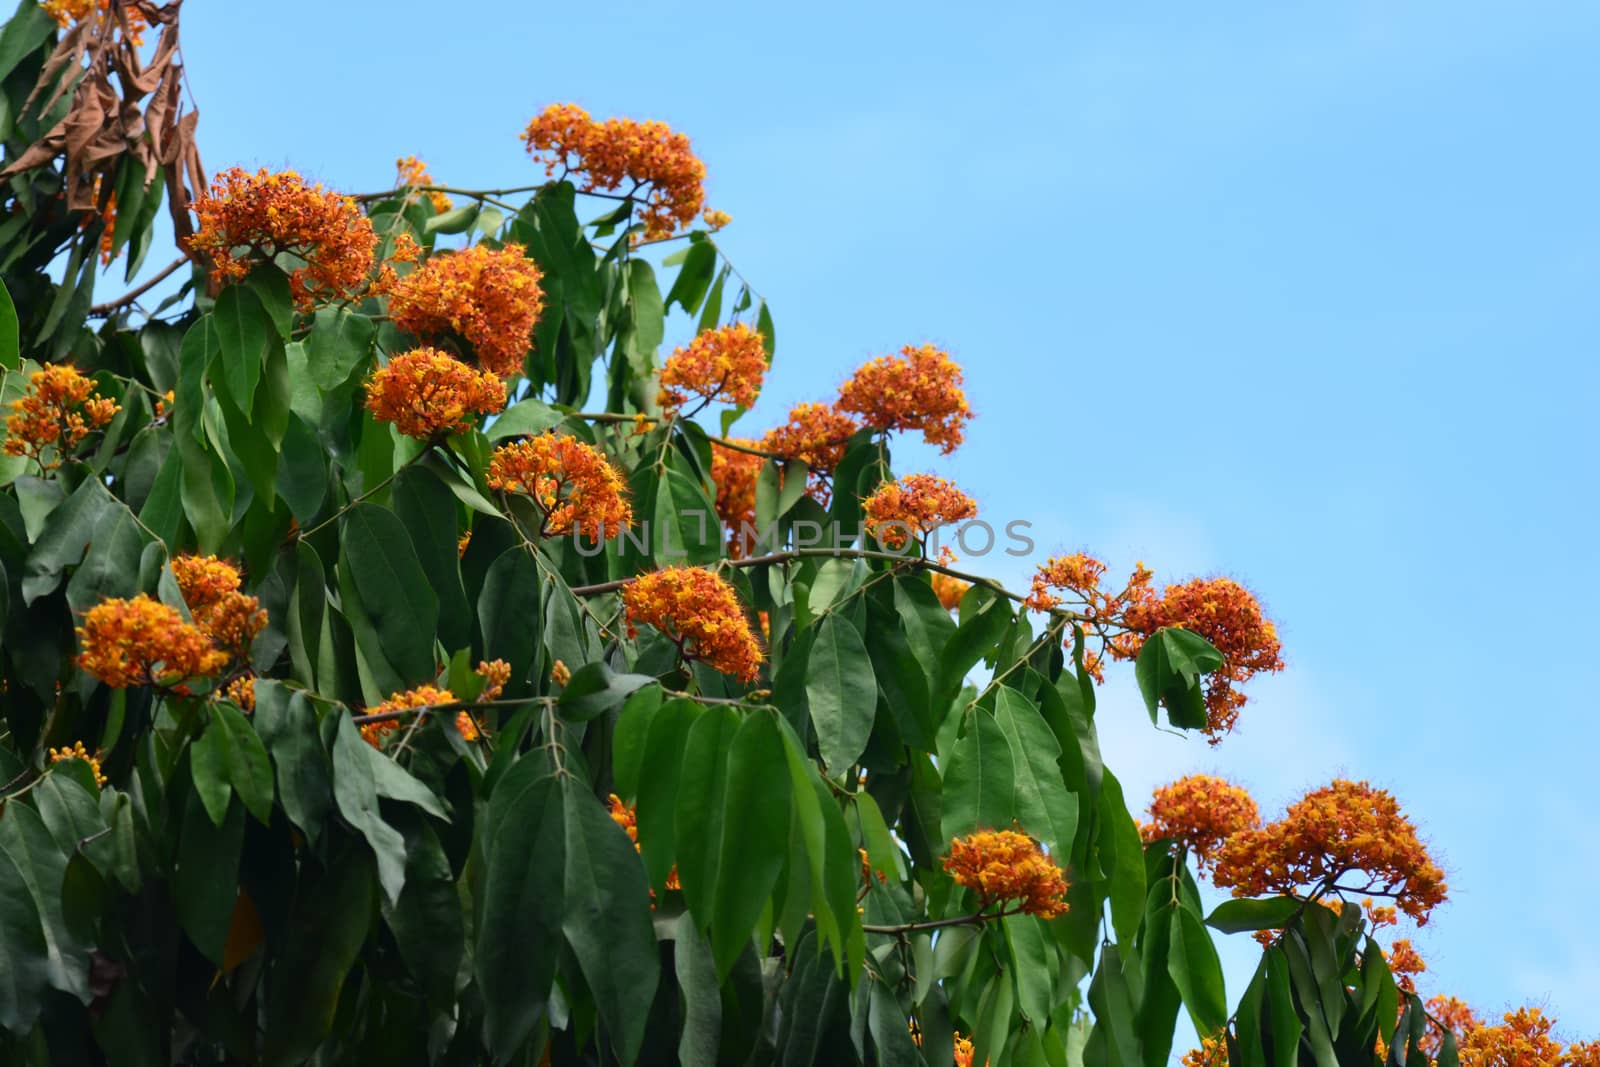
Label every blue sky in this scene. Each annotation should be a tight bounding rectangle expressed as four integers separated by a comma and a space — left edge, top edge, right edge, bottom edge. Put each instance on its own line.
156, 0, 1600, 1036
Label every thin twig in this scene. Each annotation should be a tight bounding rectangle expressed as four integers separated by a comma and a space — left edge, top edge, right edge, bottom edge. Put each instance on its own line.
87, 256, 189, 317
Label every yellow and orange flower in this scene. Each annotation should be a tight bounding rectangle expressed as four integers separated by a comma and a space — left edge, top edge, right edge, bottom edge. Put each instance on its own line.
1385, 938, 1426, 993
222, 674, 256, 712
1116, 576, 1284, 739
608, 793, 682, 889
454, 711, 482, 742
710, 440, 765, 553
862, 474, 977, 550
657, 322, 767, 414
953, 1033, 977, 1067
930, 572, 970, 611
171, 555, 267, 660
836, 344, 971, 454
388, 243, 545, 379
701, 208, 731, 231
359, 684, 454, 748
621, 566, 763, 681
759, 401, 860, 477
364, 348, 507, 439
522, 104, 707, 240
3, 363, 119, 470
1181, 1036, 1229, 1067
942, 830, 1069, 919
486, 434, 633, 539
1024, 552, 1110, 613
42, 0, 146, 43
47, 740, 107, 787
1141, 774, 1261, 870
394, 155, 452, 213
476, 658, 511, 702
1212, 779, 1447, 925
76, 595, 230, 688
188, 167, 377, 307
1458, 1007, 1567, 1066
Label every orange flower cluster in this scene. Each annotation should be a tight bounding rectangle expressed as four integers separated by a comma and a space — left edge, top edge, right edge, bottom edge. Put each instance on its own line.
76, 595, 229, 688
759, 401, 860, 476
1141, 774, 1261, 870
621, 566, 763, 681
836, 344, 971, 454
364, 348, 507, 439
47, 741, 107, 788
1024, 552, 1113, 613
521, 104, 708, 240
931, 572, 971, 611
551, 659, 572, 687
486, 434, 633, 539
702, 208, 731, 231
188, 167, 378, 307
608, 794, 681, 889
1458, 1008, 1568, 1066
394, 155, 452, 213
710, 440, 764, 553
389, 243, 545, 379
1385, 938, 1426, 993
1212, 779, 1448, 925
953, 1034, 977, 1067
4, 363, 119, 469
455, 712, 482, 742
171, 555, 267, 659
1114, 575, 1284, 738
1424, 996, 1483, 1057
1180, 1036, 1228, 1067
359, 684, 454, 748
222, 675, 256, 712
942, 830, 1069, 919
862, 474, 977, 550
657, 323, 768, 414
476, 658, 511, 703
41, 0, 146, 44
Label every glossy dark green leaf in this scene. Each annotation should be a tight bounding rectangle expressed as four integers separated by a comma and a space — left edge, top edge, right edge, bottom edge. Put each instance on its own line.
675, 706, 739, 928
262, 840, 376, 1067
213, 701, 275, 824
276, 413, 328, 523
1134, 627, 1225, 732
211, 284, 274, 412
254, 683, 332, 842
711, 711, 790, 979
992, 686, 1078, 856
868, 982, 924, 1067
342, 502, 439, 684
477, 765, 565, 1060
1206, 895, 1304, 934
485, 396, 563, 442
561, 778, 660, 1067
558, 661, 655, 722
1097, 771, 1147, 945
673, 912, 723, 1065
0, 800, 88, 1000
331, 716, 410, 904
804, 613, 876, 773
0, 277, 17, 371
611, 684, 663, 801
478, 546, 541, 688
173, 790, 244, 967
189, 720, 232, 827
1168, 905, 1228, 1035
0, 839, 50, 1033
1264, 947, 1305, 1067
393, 466, 471, 650
635, 697, 701, 891
1004, 914, 1057, 1025
383, 810, 462, 1012
664, 238, 717, 314
941, 709, 1014, 844
306, 307, 375, 390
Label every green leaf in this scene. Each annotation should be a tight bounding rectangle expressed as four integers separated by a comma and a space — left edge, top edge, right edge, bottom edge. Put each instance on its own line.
711, 711, 791, 979
941, 709, 1015, 843
254, 683, 332, 842
189, 721, 232, 828
561, 778, 661, 1067
756, 300, 776, 360
1264, 948, 1305, 1067
424, 204, 478, 235
262, 840, 376, 1067
992, 686, 1079, 856
0, 801, 89, 1000
342, 503, 439, 684
479, 547, 542, 689
675, 706, 739, 929
0, 837, 50, 1033
1004, 914, 1057, 1025
477, 764, 565, 1060
393, 466, 471, 650
306, 307, 375, 391
173, 791, 245, 967
804, 613, 876, 773
1134, 627, 1224, 732
277, 413, 328, 523
1097, 771, 1147, 945
212, 284, 274, 412
1206, 896, 1303, 934
212, 701, 275, 824
0, 278, 17, 370
664, 239, 717, 315
636, 697, 702, 891
558, 661, 655, 722
1168, 905, 1228, 1036
485, 396, 563, 442
383, 810, 462, 1012
868, 982, 924, 1067
612, 684, 663, 801
331, 716, 410, 904
673, 913, 723, 1066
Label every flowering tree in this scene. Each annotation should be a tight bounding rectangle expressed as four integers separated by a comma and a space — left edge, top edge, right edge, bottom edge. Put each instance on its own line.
0, 2, 1592, 1065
